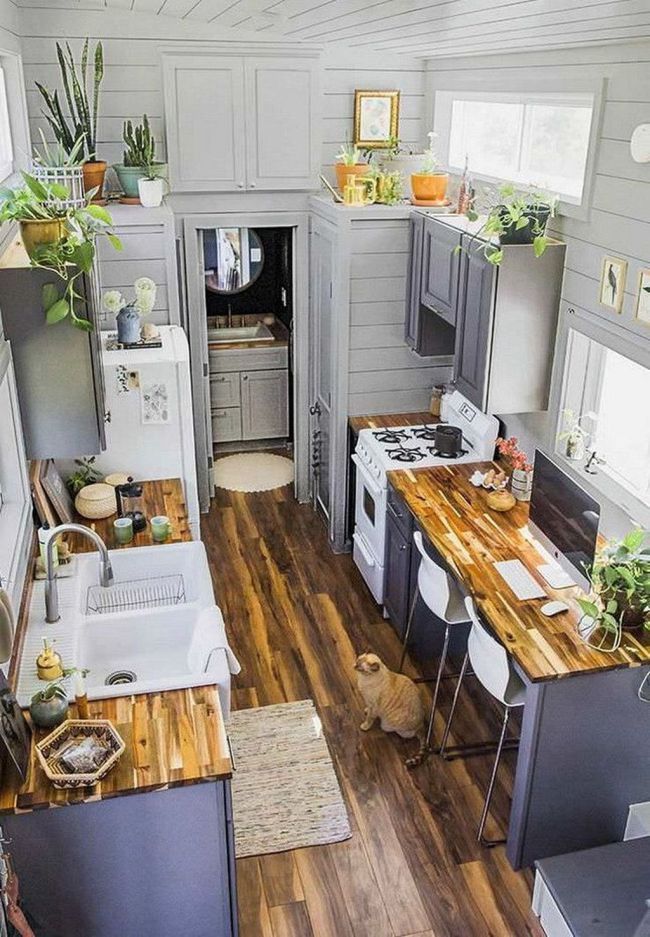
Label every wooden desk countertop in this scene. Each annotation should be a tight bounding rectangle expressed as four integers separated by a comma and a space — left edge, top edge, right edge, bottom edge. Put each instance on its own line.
2, 477, 232, 814
388, 463, 649, 683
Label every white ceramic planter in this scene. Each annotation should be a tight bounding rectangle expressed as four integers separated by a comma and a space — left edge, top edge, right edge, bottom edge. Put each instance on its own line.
511, 468, 532, 501
376, 154, 424, 198
137, 177, 164, 208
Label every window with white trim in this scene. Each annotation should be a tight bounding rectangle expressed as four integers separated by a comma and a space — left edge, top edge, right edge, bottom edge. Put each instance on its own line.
435, 90, 595, 205
0, 64, 14, 183
557, 330, 650, 508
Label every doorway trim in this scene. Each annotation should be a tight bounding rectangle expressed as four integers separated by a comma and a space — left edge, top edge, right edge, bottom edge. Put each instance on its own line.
183, 212, 310, 509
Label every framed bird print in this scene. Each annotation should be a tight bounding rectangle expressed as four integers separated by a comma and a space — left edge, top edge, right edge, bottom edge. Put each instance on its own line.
353, 90, 400, 149
599, 256, 627, 314
635, 268, 650, 326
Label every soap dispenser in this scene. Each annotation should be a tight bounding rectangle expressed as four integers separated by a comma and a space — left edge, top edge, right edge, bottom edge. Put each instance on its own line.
36, 638, 64, 681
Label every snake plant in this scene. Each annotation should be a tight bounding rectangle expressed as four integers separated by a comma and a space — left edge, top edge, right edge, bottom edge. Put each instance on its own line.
35, 39, 104, 161
123, 115, 156, 168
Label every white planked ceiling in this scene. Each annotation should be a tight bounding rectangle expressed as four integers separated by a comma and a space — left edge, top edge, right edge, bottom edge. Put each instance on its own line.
13, 0, 650, 58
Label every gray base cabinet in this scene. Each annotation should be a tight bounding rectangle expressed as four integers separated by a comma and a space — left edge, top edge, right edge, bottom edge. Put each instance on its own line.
209, 345, 289, 445
3, 780, 238, 937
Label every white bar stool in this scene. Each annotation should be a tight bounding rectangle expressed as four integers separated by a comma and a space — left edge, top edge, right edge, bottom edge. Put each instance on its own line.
398, 531, 471, 751
440, 596, 526, 847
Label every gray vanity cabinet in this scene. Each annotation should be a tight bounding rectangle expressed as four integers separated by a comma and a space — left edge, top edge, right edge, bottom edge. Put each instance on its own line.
241, 368, 289, 440
420, 216, 461, 324
453, 243, 497, 410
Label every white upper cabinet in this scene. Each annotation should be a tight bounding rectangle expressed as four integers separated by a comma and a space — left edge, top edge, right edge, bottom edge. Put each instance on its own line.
163, 52, 319, 193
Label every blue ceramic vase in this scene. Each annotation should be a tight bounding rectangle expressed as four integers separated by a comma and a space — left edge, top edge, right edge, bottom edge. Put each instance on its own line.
116, 304, 141, 345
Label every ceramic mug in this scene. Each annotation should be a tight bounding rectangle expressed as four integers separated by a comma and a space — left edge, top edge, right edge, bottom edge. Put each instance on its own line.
150, 515, 170, 543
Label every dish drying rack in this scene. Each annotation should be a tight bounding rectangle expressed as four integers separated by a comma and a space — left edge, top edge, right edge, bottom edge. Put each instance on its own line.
86, 575, 186, 614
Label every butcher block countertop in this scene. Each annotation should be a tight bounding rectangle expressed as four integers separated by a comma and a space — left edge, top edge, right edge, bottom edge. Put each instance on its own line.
349, 412, 434, 434
388, 463, 649, 683
0, 686, 232, 814
1, 478, 232, 814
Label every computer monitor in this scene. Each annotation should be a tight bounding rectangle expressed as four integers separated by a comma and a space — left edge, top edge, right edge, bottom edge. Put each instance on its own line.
528, 450, 600, 592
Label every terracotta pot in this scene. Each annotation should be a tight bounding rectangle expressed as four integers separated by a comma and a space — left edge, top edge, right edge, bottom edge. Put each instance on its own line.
20, 218, 65, 257
82, 160, 108, 201
411, 172, 449, 203
335, 162, 370, 193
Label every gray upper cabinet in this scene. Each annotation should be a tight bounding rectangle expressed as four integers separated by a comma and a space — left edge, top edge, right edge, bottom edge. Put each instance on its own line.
241, 369, 289, 440
163, 52, 319, 193
405, 213, 456, 358
453, 245, 497, 409
420, 216, 461, 325
163, 56, 246, 193
244, 58, 319, 191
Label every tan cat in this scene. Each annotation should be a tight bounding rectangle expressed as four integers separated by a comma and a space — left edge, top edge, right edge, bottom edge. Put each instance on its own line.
354, 652, 428, 768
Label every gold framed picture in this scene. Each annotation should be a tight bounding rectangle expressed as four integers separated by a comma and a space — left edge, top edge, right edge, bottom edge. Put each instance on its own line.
599, 255, 627, 314
353, 90, 400, 149
635, 268, 650, 326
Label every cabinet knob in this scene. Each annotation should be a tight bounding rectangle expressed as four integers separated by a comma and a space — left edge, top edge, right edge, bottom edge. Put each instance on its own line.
242, 375, 248, 381
399, 544, 406, 551
237, 182, 244, 189
249, 182, 256, 189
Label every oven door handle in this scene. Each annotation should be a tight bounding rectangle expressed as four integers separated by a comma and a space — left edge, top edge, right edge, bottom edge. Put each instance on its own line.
354, 531, 376, 567
351, 455, 383, 498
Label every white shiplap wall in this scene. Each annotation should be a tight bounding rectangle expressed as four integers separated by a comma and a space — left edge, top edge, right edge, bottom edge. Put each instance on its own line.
17, 9, 426, 186
0, 0, 19, 51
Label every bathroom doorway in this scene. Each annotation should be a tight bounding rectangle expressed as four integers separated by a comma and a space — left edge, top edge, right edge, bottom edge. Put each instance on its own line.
183, 213, 310, 512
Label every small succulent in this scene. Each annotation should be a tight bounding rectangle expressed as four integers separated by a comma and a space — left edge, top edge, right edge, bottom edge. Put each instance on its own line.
336, 135, 363, 167
123, 115, 156, 168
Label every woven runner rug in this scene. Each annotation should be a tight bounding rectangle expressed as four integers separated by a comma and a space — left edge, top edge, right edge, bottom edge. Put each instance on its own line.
228, 699, 352, 858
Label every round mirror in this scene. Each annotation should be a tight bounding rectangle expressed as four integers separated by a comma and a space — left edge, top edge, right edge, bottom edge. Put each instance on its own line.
204, 227, 264, 295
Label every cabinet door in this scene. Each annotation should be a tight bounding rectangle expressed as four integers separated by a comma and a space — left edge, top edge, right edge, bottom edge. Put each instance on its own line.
163, 55, 246, 192
383, 508, 412, 638
420, 218, 461, 325
241, 369, 288, 440
454, 241, 497, 410
244, 57, 319, 190
404, 213, 425, 349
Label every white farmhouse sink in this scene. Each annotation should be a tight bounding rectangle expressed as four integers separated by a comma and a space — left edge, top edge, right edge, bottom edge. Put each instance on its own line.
208, 323, 274, 343
79, 604, 234, 701
16, 541, 239, 716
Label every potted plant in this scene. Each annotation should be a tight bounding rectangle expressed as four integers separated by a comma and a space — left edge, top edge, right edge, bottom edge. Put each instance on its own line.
66, 456, 100, 496
35, 39, 106, 200
465, 183, 557, 266
557, 409, 597, 461
115, 115, 165, 201
334, 137, 370, 192
29, 679, 70, 729
32, 131, 86, 211
376, 136, 423, 182
577, 529, 650, 652
0, 172, 123, 330
410, 132, 449, 204
137, 162, 166, 208
495, 436, 534, 501
0, 173, 69, 255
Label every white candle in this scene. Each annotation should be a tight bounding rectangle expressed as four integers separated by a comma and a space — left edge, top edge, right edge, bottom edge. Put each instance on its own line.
74, 671, 86, 697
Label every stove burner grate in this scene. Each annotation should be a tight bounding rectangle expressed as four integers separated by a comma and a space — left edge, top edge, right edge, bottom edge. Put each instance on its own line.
410, 424, 439, 441
427, 446, 468, 459
386, 445, 427, 463
373, 428, 410, 444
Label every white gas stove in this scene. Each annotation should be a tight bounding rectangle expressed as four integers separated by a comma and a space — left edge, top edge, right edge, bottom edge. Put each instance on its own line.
352, 391, 498, 603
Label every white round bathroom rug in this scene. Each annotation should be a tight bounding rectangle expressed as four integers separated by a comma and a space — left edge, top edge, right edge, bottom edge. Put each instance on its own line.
213, 453, 294, 493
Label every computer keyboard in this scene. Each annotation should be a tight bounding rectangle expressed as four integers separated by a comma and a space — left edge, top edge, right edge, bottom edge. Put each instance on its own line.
493, 559, 547, 601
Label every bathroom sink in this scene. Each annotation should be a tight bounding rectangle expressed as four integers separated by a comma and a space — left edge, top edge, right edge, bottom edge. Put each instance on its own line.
208, 323, 274, 343
78, 604, 233, 699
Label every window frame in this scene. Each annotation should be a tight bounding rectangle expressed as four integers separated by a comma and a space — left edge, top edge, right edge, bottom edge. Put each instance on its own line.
0, 64, 14, 183
550, 306, 650, 530
433, 78, 604, 221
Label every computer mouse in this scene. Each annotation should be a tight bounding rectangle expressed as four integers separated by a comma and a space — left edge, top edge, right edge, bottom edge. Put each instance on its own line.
541, 600, 570, 617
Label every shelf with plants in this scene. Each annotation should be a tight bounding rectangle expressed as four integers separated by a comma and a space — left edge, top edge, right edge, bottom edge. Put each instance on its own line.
114, 115, 167, 206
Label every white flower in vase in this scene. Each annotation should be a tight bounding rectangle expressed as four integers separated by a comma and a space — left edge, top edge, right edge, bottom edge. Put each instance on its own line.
102, 290, 125, 314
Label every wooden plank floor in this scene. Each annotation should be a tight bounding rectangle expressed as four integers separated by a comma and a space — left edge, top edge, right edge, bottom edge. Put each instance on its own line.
202, 485, 544, 937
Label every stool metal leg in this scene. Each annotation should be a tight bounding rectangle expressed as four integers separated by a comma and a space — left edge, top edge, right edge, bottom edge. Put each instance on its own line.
424, 623, 450, 750
439, 650, 469, 757
398, 584, 419, 673
477, 706, 510, 848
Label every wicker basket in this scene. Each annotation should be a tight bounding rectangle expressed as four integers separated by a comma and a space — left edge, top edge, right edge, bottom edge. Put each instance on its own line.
36, 719, 125, 789
75, 483, 117, 520
32, 165, 86, 211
